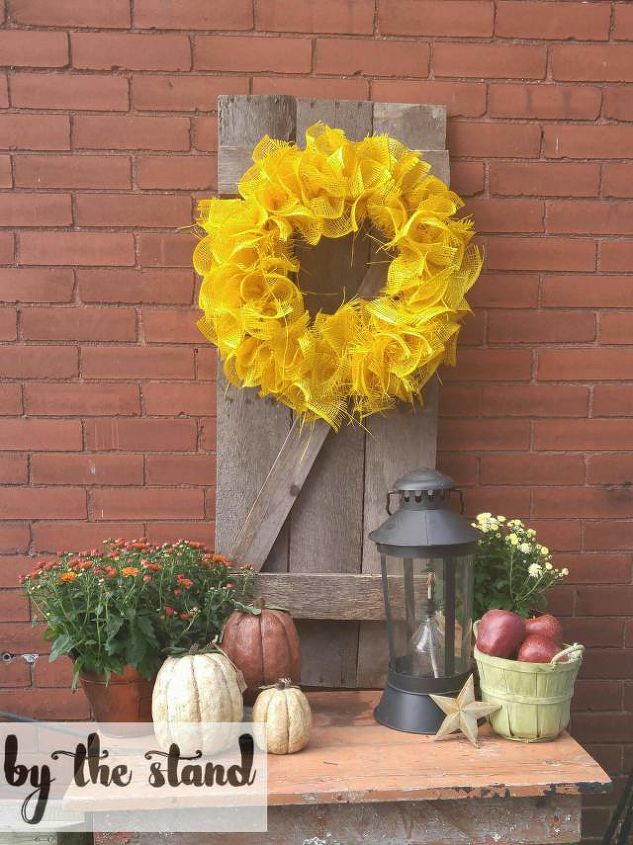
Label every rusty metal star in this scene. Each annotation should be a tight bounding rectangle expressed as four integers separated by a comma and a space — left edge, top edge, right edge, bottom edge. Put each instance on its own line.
430, 674, 500, 748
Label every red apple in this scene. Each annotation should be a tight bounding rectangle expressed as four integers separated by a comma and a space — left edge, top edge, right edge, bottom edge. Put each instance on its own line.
476, 609, 526, 659
517, 634, 560, 664
525, 614, 563, 644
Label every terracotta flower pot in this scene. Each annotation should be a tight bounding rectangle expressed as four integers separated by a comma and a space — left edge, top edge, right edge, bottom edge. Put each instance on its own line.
80, 665, 155, 734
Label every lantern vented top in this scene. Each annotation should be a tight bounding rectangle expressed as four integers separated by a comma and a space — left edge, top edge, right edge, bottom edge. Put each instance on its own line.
393, 468, 455, 493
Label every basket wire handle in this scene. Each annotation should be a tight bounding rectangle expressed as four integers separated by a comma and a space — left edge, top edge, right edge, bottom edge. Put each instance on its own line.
550, 643, 584, 665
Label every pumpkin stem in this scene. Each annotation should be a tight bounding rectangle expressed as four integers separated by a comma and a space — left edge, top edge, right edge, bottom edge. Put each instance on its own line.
275, 677, 297, 690
254, 596, 266, 610
188, 644, 200, 656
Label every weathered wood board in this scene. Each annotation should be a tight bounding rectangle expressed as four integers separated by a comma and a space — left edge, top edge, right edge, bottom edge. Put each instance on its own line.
214, 95, 447, 688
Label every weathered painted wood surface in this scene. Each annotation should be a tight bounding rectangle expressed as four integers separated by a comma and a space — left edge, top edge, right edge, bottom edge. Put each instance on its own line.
65, 692, 610, 845
214, 96, 447, 687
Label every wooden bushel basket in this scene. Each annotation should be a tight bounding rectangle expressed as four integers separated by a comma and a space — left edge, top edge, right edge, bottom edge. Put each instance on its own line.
474, 642, 584, 743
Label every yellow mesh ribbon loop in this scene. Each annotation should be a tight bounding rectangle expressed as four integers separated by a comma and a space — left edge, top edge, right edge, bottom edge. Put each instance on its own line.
194, 123, 483, 430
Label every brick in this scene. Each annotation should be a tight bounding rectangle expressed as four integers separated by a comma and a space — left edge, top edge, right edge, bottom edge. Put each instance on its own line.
468, 273, 540, 309
74, 116, 189, 151
450, 161, 485, 197
549, 200, 633, 236
481, 384, 589, 418
0, 689, 90, 720
434, 44, 546, 80
314, 37, 429, 78
199, 417, 216, 451
573, 712, 633, 743
576, 587, 633, 617
588, 454, 633, 484
488, 310, 595, 344
23, 305, 137, 342
0, 233, 14, 264
599, 312, 633, 345
536, 420, 633, 452
76, 193, 191, 228
195, 36, 311, 73
459, 311, 485, 346
134, 0, 253, 30
10, 73, 128, 111
0, 384, 22, 415
0, 30, 68, 67
0, 419, 81, 452
145, 521, 214, 547
34, 655, 75, 687
20, 232, 135, 266
0, 622, 45, 652
0, 307, 16, 340
547, 584, 581, 616
486, 237, 596, 271
445, 348, 532, 382
593, 385, 633, 418
0, 488, 85, 519
539, 349, 633, 382
490, 163, 600, 198
258, 0, 374, 33
0, 557, 39, 590
0, 346, 77, 379
533, 487, 633, 519
85, 418, 197, 451
563, 554, 633, 585
82, 346, 194, 379
448, 122, 541, 158
252, 75, 369, 101
31, 521, 144, 553
435, 453, 479, 486
195, 348, 216, 381
92, 488, 205, 520
0, 115, 69, 150
0, 155, 11, 188
25, 382, 140, 416
604, 87, 633, 122
10, 0, 131, 27
378, 0, 492, 36
543, 275, 633, 308
146, 455, 214, 485
137, 233, 197, 268
132, 74, 247, 112
136, 155, 215, 191
544, 125, 633, 160
0, 660, 30, 688
465, 199, 543, 234
72, 33, 190, 71
14, 154, 131, 189
601, 242, 633, 272
191, 116, 217, 153
374, 82, 486, 121
0, 525, 30, 554
0, 74, 6, 109
464, 487, 531, 521
143, 383, 214, 416
603, 164, 633, 197
142, 309, 202, 343
585, 520, 633, 552
0, 269, 74, 302
0, 192, 71, 227
205, 488, 216, 519
552, 45, 633, 82
480, 454, 585, 486
615, 3, 633, 40
32, 454, 144, 486
0, 590, 31, 622
78, 268, 194, 305
438, 419, 529, 451
496, 2, 610, 40
0, 454, 27, 484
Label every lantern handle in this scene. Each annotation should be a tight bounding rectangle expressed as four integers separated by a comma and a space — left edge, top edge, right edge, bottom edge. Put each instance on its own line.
386, 490, 399, 515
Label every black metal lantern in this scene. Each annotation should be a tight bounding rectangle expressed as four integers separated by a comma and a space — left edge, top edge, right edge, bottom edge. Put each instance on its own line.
369, 468, 478, 734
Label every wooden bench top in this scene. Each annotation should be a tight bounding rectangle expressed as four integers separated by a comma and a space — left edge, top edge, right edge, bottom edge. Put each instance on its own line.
264, 689, 610, 806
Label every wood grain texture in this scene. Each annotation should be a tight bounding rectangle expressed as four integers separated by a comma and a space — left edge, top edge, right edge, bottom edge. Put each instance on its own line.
357, 101, 447, 687
215, 95, 296, 572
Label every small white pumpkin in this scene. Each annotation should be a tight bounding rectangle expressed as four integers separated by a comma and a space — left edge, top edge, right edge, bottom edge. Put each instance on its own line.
252, 678, 312, 754
152, 645, 243, 754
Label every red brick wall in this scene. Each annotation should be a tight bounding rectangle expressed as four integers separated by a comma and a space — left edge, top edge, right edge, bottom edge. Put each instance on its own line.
1, 1, 631, 838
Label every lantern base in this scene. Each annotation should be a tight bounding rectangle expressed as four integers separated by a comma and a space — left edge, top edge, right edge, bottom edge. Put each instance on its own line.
374, 670, 470, 734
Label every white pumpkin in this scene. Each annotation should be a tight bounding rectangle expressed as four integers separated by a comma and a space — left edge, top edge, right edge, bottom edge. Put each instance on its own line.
152, 648, 243, 754
252, 679, 312, 754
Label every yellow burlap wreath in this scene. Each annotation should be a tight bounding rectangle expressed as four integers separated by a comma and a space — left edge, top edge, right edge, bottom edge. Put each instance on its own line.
193, 123, 482, 430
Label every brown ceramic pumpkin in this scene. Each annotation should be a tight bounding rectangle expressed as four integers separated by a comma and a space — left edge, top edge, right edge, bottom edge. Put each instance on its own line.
221, 598, 300, 704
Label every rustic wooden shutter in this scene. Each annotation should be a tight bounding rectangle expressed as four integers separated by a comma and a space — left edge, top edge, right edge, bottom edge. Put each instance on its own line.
214, 95, 449, 688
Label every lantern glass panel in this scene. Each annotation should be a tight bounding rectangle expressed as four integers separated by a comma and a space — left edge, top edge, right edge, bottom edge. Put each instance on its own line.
383, 553, 474, 679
